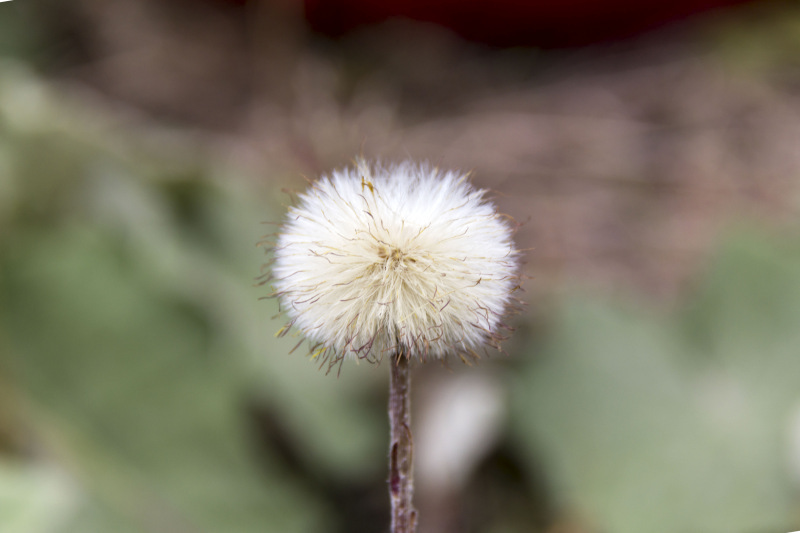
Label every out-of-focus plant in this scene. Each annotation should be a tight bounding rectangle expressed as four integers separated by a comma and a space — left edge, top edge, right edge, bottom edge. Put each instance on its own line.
0, 61, 389, 533
510, 230, 800, 533
2, 1, 800, 529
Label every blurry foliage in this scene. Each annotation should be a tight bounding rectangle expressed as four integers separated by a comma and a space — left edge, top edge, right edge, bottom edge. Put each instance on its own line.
511, 232, 800, 533
1, 2, 800, 530
711, 2, 800, 74
0, 62, 387, 532
0, 2, 41, 64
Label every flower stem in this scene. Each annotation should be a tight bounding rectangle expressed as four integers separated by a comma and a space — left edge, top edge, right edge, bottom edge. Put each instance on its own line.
388, 352, 417, 533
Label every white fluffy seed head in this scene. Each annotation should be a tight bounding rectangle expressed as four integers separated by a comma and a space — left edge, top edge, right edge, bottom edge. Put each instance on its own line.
269, 159, 519, 367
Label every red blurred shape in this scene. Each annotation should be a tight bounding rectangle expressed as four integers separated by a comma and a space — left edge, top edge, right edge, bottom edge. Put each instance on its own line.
303, 0, 755, 46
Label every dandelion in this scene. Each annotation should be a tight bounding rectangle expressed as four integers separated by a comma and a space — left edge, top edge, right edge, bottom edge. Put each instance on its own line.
272, 159, 518, 365
266, 159, 519, 533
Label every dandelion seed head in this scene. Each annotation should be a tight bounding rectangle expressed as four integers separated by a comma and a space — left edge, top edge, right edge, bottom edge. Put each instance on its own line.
270, 159, 519, 364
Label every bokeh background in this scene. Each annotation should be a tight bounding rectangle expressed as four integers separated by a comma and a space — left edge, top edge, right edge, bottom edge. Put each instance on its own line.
2, 1, 800, 532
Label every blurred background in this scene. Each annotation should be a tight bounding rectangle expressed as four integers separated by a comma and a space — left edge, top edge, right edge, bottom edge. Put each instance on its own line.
2, 0, 800, 532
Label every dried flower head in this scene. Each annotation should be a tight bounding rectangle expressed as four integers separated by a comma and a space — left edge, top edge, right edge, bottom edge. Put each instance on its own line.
269, 159, 519, 367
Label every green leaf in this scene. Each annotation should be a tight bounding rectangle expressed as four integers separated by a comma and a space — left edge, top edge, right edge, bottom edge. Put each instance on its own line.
510, 230, 800, 533
0, 461, 79, 533
0, 226, 329, 533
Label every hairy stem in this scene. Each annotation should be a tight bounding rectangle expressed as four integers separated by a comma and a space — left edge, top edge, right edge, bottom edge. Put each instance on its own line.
388, 352, 417, 533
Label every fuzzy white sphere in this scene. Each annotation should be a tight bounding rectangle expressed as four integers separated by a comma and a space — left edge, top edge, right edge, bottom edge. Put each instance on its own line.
271, 160, 519, 365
